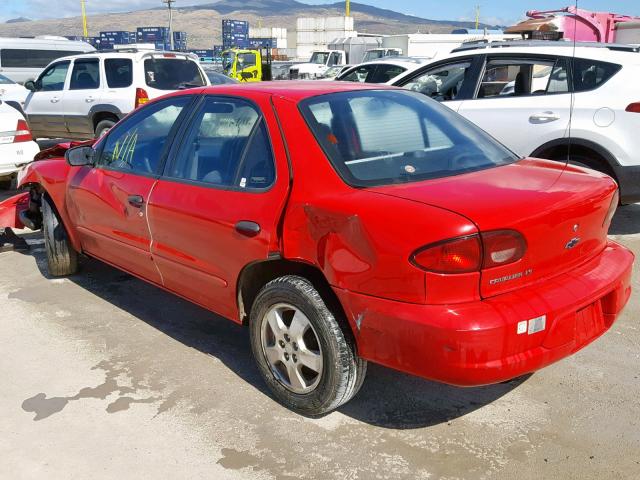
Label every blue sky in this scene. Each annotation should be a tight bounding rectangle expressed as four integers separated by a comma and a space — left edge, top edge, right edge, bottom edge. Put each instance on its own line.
1, 0, 639, 24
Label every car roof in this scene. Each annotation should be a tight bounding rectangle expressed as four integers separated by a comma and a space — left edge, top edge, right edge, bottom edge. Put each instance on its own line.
445, 41, 640, 65
195, 81, 394, 102
52, 50, 199, 63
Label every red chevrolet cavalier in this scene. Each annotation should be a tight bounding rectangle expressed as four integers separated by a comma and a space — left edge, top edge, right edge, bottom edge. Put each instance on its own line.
0, 82, 633, 415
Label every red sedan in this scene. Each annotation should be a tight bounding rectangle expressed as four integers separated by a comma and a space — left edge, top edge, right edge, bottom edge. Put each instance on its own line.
0, 82, 633, 415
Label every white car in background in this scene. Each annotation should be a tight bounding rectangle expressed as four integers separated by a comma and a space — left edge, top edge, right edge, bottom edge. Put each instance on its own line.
391, 41, 640, 204
335, 58, 427, 84
0, 101, 39, 188
0, 74, 29, 108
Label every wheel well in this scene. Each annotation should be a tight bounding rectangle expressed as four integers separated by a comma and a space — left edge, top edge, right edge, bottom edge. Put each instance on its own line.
92, 112, 119, 131
534, 142, 617, 180
237, 259, 350, 330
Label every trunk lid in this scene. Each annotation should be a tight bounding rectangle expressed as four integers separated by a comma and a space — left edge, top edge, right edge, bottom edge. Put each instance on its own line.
368, 159, 618, 298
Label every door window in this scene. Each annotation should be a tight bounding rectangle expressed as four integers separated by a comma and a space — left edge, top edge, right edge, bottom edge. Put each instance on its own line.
167, 97, 275, 189
105, 58, 133, 88
97, 96, 191, 174
401, 61, 472, 101
369, 64, 406, 83
237, 53, 257, 70
36, 61, 70, 91
0, 49, 85, 68
328, 52, 341, 67
339, 65, 377, 83
477, 58, 563, 98
69, 59, 100, 90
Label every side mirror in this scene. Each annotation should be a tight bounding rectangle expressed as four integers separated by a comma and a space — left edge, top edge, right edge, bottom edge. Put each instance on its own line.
65, 146, 95, 167
24, 80, 37, 92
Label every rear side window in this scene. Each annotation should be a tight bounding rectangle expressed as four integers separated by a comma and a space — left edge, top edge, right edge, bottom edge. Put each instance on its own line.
300, 90, 516, 187
477, 58, 563, 98
572, 58, 621, 92
0, 49, 85, 68
69, 59, 100, 90
167, 96, 275, 190
105, 58, 133, 88
144, 58, 206, 90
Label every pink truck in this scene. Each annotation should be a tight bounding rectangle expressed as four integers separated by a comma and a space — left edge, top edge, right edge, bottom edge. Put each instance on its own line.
506, 6, 640, 44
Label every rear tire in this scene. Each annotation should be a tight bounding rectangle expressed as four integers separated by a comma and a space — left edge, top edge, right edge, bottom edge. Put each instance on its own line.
94, 119, 116, 139
250, 275, 366, 416
42, 196, 78, 277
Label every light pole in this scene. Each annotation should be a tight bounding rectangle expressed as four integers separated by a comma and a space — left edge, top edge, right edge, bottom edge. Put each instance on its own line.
162, 0, 175, 50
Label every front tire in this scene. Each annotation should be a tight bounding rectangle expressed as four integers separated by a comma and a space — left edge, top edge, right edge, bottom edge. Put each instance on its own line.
250, 275, 366, 416
94, 119, 116, 139
42, 196, 78, 277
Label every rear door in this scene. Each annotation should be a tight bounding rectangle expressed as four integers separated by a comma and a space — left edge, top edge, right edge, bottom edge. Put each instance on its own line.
23, 60, 70, 138
64, 57, 102, 138
457, 54, 573, 157
147, 94, 290, 320
66, 95, 192, 283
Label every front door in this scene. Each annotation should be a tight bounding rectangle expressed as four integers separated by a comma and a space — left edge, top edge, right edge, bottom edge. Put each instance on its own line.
64, 57, 102, 139
66, 95, 192, 283
147, 94, 290, 320
23, 60, 70, 138
457, 55, 573, 157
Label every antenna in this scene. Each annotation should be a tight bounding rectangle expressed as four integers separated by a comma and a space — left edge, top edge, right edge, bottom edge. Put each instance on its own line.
80, 0, 88, 37
162, 0, 175, 50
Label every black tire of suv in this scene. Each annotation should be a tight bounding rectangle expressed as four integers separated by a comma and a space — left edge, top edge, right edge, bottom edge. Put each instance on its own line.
249, 275, 367, 416
94, 119, 116, 139
42, 196, 78, 277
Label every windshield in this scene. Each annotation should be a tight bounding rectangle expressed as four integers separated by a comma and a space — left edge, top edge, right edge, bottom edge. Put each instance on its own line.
0, 74, 15, 85
144, 58, 206, 90
300, 90, 517, 187
310, 52, 330, 65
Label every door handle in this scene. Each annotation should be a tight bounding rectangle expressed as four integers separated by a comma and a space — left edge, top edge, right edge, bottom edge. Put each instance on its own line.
529, 111, 560, 123
235, 220, 261, 237
128, 194, 144, 208
50, 97, 60, 103
85, 96, 95, 103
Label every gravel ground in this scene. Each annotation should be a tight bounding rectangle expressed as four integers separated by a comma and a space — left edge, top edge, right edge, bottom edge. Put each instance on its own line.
1, 186, 638, 480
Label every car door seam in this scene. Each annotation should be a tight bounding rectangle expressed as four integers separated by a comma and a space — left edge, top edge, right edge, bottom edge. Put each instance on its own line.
145, 179, 164, 286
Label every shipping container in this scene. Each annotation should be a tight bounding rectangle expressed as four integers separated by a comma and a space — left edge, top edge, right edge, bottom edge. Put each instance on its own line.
222, 19, 249, 35
249, 27, 287, 39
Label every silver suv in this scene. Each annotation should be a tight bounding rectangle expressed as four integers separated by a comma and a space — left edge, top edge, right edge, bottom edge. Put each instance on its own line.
22, 50, 209, 140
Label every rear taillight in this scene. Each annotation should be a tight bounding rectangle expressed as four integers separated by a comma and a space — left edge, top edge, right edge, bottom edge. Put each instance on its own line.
13, 119, 32, 143
135, 88, 149, 108
603, 189, 619, 228
481, 230, 527, 269
411, 235, 482, 274
411, 230, 527, 274
625, 103, 640, 113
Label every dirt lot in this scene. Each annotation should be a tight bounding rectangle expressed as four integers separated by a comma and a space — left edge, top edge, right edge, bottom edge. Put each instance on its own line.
1, 186, 639, 480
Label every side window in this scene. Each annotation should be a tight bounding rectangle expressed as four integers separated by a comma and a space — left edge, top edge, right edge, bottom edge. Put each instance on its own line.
477, 58, 557, 98
572, 58, 621, 92
98, 96, 190, 174
402, 61, 472, 101
105, 58, 133, 88
37, 61, 70, 91
168, 97, 275, 189
328, 52, 341, 67
69, 59, 100, 90
370, 65, 406, 83
237, 53, 256, 70
340, 65, 376, 83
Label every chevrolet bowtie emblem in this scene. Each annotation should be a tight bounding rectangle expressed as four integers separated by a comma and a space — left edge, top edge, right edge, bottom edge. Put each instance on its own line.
565, 237, 581, 249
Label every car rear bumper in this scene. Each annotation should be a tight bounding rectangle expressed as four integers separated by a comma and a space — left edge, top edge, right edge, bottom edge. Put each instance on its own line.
334, 240, 634, 386
0, 141, 39, 178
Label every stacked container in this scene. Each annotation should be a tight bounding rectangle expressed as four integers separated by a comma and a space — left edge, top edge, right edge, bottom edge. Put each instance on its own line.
249, 27, 288, 48
296, 16, 355, 60
173, 31, 188, 51
99, 30, 133, 49
222, 19, 250, 49
137, 27, 170, 47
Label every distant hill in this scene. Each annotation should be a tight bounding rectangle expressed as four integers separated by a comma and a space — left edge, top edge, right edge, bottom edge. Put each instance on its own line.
5, 17, 31, 24
0, 0, 496, 49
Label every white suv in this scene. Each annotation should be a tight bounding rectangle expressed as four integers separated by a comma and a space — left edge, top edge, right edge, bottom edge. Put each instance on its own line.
391, 41, 640, 204
21, 50, 209, 140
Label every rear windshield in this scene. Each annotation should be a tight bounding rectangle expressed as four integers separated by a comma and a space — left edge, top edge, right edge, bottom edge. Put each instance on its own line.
144, 58, 206, 90
300, 90, 517, 187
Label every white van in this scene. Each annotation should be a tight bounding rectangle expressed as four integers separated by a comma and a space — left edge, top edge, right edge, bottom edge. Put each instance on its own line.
0, 37, 95, 84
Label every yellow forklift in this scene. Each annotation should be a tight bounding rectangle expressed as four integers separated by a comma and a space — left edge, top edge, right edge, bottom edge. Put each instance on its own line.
221, 47, 272, 82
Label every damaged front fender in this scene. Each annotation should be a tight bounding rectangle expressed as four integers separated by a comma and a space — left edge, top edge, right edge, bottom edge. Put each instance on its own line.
0, 192, 29, 229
